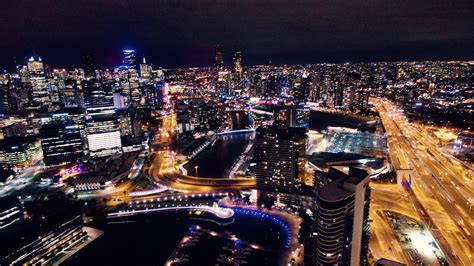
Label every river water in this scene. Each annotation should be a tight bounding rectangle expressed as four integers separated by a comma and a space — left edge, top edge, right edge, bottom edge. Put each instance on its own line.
184, 132, 254, 178
64, 210, 287, 265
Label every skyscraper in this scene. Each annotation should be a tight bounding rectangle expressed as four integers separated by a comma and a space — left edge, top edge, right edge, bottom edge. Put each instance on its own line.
27, 56, 50, 108
314, 167, 371, 266
82, 53, 96, 78
122, 49, 137, 69
214, 45, 224, 72
233, 50, 243, 75
292, 73, 311, 103
232, 50, 244, 93
253, 127, 307, 206
139, 56, 152, 79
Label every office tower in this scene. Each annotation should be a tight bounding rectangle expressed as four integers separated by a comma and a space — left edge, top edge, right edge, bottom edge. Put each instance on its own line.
253, 127, 307, 205
214, 45, 224, 72
40, 122, 84, 166
142, 83, 164, 109
62, 79, 81, 108
314, 168, 371, 266
292, 73, 311, 103
82, 80, 114, 109
122, 49, 137, 69
176, 101, 193, 135
85, 115, 122, 157
0, 81, 23, 114
193, 101, 222, 132
139, 57, 152, 79
82, 53, 96, 78
232, 50, 244, 92
233, 50, 243, 74
82, 80, 122, 157
27, 56, 50, 108
343, 86, 369, 112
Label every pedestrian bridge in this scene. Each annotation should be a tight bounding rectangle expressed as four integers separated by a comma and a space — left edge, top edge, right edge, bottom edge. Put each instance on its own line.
107, 202, 234, 219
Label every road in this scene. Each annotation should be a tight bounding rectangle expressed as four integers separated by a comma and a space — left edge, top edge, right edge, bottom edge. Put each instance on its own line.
370, 183, 419, 264
374, 98, 474, 265
149, 113, 256, 192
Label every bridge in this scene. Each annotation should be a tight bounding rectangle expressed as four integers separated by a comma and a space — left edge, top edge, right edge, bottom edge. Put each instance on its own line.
217, 128, 255, 135
150, 148, 256, 192
107, 202, 234, 219
159, 170, 256, 192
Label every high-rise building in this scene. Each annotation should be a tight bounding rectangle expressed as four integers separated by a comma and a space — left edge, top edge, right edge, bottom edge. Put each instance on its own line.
0, 81, 23, 114
122, 49, 137, 70
314, 168, 371, 266
82, 53, 96, 78
83, 80, 114, 109
292, 73, 311, 103
142, 83, 164, 109
139, 57, 152, 79
27, 56, 50, 108
232, 50, 244, 93
85, 115, 122, 158
253, 127, 307, 205
214, 45, 224, 72
62, 79, 81, 108
40, 122, 84, 166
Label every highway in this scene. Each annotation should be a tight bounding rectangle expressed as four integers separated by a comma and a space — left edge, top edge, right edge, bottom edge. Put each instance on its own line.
374, 98, 474, 265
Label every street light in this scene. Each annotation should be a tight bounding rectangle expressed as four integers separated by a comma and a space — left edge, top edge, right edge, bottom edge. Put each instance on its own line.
194, 165, 199, 177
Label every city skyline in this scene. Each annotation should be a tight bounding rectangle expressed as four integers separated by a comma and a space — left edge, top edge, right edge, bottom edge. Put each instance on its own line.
1, 0, 473, 69
0, 1, 472, 265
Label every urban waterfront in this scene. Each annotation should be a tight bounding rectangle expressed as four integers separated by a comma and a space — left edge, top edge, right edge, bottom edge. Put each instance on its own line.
64, 210, 288, 265
1, 2, 472, 264
184, 132, 254, 178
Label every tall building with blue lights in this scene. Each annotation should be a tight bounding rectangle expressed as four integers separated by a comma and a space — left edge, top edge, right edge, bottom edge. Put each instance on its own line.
122, 49, 137, 70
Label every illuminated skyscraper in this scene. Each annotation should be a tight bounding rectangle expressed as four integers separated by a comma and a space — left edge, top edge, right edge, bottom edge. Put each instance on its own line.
122, 49, 137, 69
292, 73, 311, 103
232, 50, 244, 93
27, 56, 50, 108
214, 45, 224, 72
233, 50, 243, 75
139, 56, 152, 79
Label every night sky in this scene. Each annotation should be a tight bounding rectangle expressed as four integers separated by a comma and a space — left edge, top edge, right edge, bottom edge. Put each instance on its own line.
1, 0, 473, 69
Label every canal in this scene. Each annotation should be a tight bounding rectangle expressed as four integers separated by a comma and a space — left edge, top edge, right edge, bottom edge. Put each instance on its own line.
184, 132, 254, 178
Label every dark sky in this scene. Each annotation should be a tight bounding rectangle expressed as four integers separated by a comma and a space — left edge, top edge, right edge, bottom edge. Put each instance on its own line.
1, 0, 473, 69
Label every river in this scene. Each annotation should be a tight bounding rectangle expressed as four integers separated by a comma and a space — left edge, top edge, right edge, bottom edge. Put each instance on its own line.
184, 132, 254, 178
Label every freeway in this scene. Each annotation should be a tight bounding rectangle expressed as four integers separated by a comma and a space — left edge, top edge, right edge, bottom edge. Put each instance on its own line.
374, 98, 474, 265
